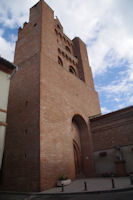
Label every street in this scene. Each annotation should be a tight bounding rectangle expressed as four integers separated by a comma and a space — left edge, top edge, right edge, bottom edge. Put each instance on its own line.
1, 190, 133, 200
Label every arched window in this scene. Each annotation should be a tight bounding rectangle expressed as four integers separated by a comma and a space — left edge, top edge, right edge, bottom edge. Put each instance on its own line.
67, 40, 70, 46
69, 66, 76, 75
69, 57, 71, 62
57, 24, 61, 29
66, 54, 68, 60
59, 33, 62, 39
55, 29, 58, 34
58, 48, 61, 54
62, 51, 65, 57
65, 46, 71, 53
58, 56, 63, 66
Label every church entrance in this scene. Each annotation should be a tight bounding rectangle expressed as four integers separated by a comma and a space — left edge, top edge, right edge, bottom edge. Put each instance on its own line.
72, 115, 95, 178
73, 140, 81, 176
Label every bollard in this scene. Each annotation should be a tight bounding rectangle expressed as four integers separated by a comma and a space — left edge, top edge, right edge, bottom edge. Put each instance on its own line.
84, 181, 87, 191
61, 184, 64, 192
111, 178, 115, 188
129, 175, 133, 185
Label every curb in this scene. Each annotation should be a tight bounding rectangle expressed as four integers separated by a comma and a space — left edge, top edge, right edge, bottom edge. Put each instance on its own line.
0, 186, 133, 196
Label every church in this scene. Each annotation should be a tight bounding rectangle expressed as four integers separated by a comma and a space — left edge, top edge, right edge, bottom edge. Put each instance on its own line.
1, 0, 133, 192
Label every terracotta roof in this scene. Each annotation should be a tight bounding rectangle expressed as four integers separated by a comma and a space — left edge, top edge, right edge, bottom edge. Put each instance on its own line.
0, 56, 16, 70
89, 105, 133, 121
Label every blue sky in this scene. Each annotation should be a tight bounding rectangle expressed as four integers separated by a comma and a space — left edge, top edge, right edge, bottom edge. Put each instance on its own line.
0, 0, 133, 114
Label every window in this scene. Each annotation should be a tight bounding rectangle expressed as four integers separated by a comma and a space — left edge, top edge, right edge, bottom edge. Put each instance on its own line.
58, 48, 61, 53
34, 23, 37, 27
55, 29, 58, 35
65, 46, 71, 53
59, 33, 62, 39
67, 40, 70, 46
69, 57, 71, 62
69, 66, 76, 75
58, 57, 63, 66
66, 55, 68, 60
99, 152, 107, 157
62, 52, 65, 57
57, 24, 61, 29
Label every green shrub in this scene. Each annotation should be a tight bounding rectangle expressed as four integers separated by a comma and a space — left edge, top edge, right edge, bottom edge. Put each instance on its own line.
58, 174, 68, 180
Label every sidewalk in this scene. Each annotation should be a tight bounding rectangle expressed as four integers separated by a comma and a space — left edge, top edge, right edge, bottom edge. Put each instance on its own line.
42, 177, 133, 194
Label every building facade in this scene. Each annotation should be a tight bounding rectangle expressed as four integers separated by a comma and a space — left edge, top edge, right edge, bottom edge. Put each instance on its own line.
2, 0, 101, 192
0, 57, 17, 186
90, 106, 133, 177
2, 0, 133, 193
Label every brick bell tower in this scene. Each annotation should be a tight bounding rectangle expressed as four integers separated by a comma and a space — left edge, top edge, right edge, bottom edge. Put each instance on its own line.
3, 0, 101, 192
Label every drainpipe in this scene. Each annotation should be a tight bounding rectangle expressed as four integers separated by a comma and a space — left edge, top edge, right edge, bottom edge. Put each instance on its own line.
9, 64, 18, 80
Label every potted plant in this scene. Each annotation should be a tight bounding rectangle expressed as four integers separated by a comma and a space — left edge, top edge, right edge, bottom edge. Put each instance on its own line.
57, 174, 71, 186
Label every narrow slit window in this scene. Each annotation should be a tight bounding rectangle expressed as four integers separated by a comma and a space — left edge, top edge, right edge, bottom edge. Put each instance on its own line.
65, 46, 71, 53
69, 66, 76, 75
58, 56, 63, 66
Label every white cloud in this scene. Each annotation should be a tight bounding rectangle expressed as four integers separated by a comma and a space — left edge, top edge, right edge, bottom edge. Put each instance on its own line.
114, 98, 121, 103
97, 73, 133, 110
0, 0, 133, 72
45, 0, 133, 77
0, 0, 133, 112
0, 29, 4, 36
101, 107, 111, 114
0, 0, 39, 28
99, 79, 133, 94
0, 36, 15, 61
129, 96, 133, 104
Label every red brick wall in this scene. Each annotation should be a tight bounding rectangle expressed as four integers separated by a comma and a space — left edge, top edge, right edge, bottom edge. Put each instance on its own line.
3, 0, 101, 192
90, 106, 133, 152
3, 2, 42, 192
39, 0, 100, 190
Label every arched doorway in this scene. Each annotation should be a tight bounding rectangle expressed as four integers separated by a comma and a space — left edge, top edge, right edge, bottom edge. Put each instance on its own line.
72, 115, 94, 177
73, 140, 81, 175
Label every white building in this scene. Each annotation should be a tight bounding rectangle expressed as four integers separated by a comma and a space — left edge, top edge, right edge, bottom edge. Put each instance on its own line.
0, 57, 18, 172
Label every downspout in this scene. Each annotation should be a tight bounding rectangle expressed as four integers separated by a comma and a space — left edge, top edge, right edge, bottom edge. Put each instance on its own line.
9, 64, 18, 80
